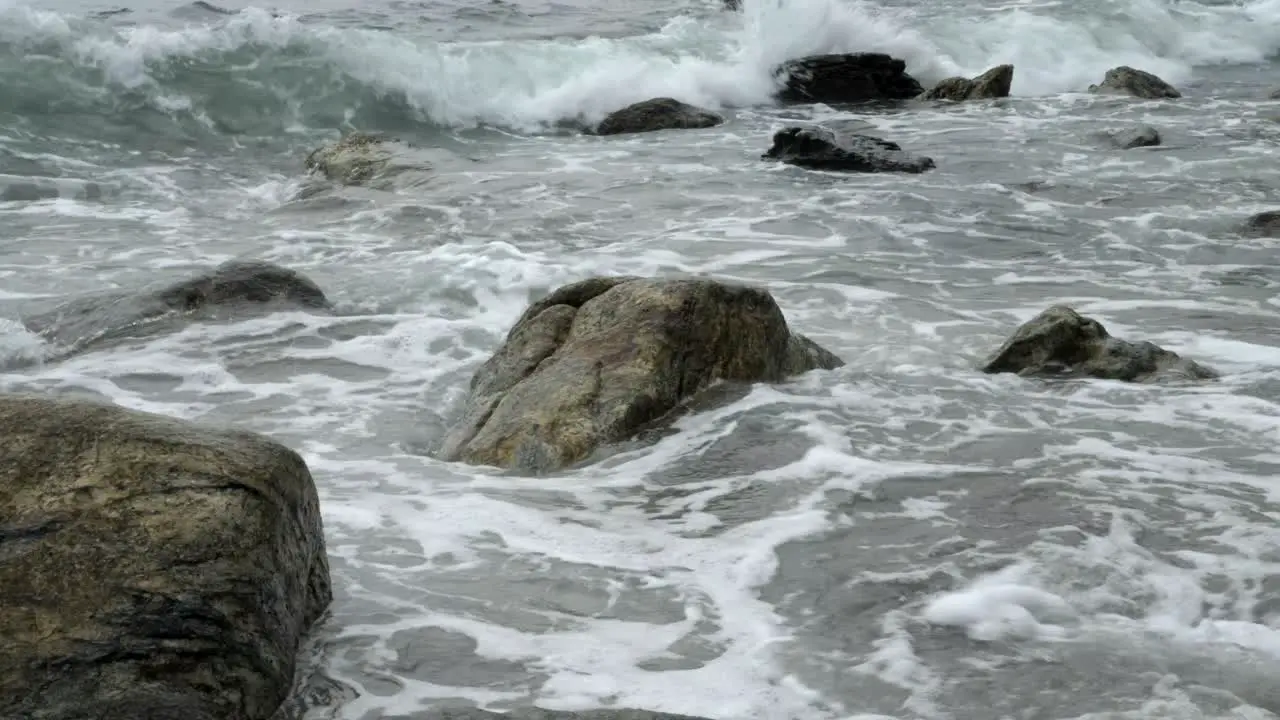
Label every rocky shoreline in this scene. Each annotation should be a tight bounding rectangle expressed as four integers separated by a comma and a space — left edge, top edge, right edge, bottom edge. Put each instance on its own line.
0, 45, 1270, 720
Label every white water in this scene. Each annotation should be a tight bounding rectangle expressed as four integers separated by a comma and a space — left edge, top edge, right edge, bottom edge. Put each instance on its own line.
5, 0, 1280, 131
5, 0, 1280, 716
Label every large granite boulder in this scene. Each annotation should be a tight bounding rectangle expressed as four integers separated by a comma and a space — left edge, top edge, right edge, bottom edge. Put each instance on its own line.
0, 393, 331, 720
763, 126, 936, 173
981, 305, 1216, 382
305, 132, 447, 190
774, 53, 924, 104
593, 98, 723, 136
21, 259, 331, 358
440, 276, 844, 473
1088, 66, 1181, 99
920, 64, 1013, 101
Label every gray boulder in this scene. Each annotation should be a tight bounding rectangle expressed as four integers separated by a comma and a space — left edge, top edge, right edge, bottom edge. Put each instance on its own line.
981, 305, 1216, 382
1103, 125, 1161, 149
594, 98, 723, 136
0, 393, 331, 720
440, 276, 843, 473
920, 64, 1014, 101
774, 53, 924, 104
21, 259, 331, 358
1088, 66, 1181, 99
763, 126, 935, 173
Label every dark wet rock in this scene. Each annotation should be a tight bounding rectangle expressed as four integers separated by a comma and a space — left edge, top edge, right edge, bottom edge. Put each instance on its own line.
1242, 210, 1280, 238
1103, 125, 1161, 149
593, 97, 723, 136
1088, 66, 1181, 99
419, 710, 716, 720
1269, 88, 1280, 100
763, 126, 936, 173
23, 259, 332, 357
305, 132, 445, 190
723, 0, 741, 9
0, 393, 331, 720
920, 64, 1014, 101
774, 53, 924, 104
439, 276, 844, 473
981, 305, 1216, 382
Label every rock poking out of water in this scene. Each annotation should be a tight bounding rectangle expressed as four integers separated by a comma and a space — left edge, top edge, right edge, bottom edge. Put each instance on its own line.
722, 0, 740, 9
1242, 210, 1280, 237
0, 393, 332, 720
763, 126, 936, 173
920, 64, 1014, 101
981, 305, 1216, 382
774, 53, 924, 104
1088, 66, 1181, 99
305, 132, 444, 190
593, 97, 724, 136
418, 710, 716, 720
1103, 125, 1162, 149
23, 259, 332, 358
439, 276, 844, 474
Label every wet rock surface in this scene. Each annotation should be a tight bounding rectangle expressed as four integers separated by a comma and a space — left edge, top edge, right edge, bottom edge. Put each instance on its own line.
0, 393, 332, 720
763, 126, 936, 173
439, 276, 844, 473
774, 53, 924, 104
981, 305, 1216, 382
593, 98, 724, 135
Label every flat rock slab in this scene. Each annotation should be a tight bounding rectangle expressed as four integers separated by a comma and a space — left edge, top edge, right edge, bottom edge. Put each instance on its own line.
981, 305, 1215, 382
763, 126, 936, 173
0, 393, 332, 720
439, 276, 843, 474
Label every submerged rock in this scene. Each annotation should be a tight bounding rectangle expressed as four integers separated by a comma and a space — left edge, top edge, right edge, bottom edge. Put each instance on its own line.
1242, 210, 1280, 237
981, 305, 1215, 382
0, 393, 332, 720
419, 710, 715, 720
305, 132, 446, 190
774, 53, 924, 104
22, 259, 332, 358
1103, 125, 1161, 149
1088, 66, 1181, 99
440, 276, 843, 474
920, 64, 1014, 101
763, 126, 936, 173
593, 98, 723, 136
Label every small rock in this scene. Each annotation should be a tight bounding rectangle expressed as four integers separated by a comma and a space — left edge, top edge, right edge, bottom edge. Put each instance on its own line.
593, 97, 723, 136
774, 53, 924, 104
762, 126, 936, 173
305, 132, 446, 190
1088, 66, 1181, 99
920, 64, 1014, 101
981, 305, 1215, 382
1104, 125, 1161, 149
439, 276, 843, 474
1242, 210, 1280, 237
0, 393, 332, 720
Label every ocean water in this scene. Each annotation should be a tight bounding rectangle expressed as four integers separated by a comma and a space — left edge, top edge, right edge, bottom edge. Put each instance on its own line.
4, 0, 1280, 716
